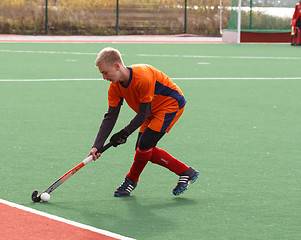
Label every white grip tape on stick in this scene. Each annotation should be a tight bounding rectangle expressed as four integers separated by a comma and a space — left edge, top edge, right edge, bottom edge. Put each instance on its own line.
82, 155, 93, 165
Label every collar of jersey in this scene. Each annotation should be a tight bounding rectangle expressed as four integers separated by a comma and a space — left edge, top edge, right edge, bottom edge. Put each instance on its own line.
120, 67, 132, 88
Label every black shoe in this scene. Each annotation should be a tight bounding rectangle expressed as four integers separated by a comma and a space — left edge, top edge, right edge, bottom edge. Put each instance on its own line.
114, 178, 137, 197
173, 167, 199, 196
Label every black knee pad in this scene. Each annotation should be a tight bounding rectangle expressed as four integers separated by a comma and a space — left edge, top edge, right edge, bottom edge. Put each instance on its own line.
136, 128, 165, 150
138, 137, 155, 150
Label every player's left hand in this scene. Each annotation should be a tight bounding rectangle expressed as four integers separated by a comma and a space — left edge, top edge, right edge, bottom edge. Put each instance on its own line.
110, 129, 128, 147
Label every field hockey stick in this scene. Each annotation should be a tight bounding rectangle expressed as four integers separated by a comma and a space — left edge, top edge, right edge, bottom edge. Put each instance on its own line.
31, 142, 113, 202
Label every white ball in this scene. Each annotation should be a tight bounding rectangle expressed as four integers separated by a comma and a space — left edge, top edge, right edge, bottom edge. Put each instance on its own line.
41, 192, 51, 202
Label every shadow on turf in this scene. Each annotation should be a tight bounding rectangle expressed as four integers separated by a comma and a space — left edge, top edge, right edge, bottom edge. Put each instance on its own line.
109, 196, 199, 238
29, 196, 199, 239
120, 195, 198, 207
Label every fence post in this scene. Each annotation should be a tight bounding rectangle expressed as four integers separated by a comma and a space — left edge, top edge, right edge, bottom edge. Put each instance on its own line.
249, 0, 253, 29
237, 0, 241, 43
219, 0, 223, 34
184, 0, 187, 33
116, 0, 119, 35
45, 0, 48, 35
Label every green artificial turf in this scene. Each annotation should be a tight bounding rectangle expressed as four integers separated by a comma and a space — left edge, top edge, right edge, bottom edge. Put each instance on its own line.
0, 42, 301, 240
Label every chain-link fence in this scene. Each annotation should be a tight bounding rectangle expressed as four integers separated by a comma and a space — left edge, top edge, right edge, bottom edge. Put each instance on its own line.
0, 0, 232, 36
1, 0, 295, 36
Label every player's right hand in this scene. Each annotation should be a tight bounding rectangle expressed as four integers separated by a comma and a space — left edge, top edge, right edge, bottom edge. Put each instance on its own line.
88, 147, 101, 161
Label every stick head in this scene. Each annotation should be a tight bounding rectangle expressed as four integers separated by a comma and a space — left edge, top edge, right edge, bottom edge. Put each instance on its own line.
31, 190, 41, 202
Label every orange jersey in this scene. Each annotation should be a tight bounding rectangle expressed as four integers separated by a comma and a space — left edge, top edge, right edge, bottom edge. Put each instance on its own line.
108, 64, 186, 114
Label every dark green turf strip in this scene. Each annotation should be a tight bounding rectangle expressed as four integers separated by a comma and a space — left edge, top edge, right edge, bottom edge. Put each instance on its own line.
1, 43, 301, 240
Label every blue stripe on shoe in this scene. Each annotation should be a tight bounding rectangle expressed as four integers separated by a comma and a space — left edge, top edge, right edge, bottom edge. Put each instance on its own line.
191, 172, 199, 183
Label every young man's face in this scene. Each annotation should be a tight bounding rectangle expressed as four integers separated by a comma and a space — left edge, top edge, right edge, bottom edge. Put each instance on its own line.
98, 63, 120, 83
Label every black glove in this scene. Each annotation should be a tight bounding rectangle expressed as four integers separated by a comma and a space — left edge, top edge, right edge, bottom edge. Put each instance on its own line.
110, 129, 128, 147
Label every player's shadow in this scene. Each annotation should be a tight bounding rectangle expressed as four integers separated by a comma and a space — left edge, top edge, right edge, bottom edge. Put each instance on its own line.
105, 196, 198, 238
29, 196, 198, 239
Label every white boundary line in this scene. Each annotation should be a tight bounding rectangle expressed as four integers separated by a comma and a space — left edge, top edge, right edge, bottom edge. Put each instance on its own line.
0, 198, 136, 240
172, 77, 301, 80
0, 78, 100, 82
137, 54, 301, 60
1, 77, 301, 82
1, 50, 301, 60
0, 49, 97, 55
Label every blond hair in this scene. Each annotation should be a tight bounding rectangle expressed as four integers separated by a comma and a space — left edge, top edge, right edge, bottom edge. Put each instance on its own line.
95, 47, 123, 67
